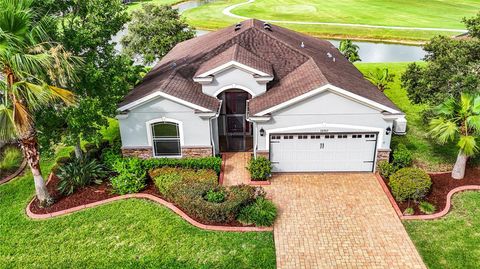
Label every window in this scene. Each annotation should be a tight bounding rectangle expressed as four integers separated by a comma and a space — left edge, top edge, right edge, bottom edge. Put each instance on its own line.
283, 135, 294, 139
310, 135, 321, 139
352, 134, 363, 139
298, 135, 308, 139
365, 134, 376, 138
151, 122, 181, 157
271, 135, 281, 140
337, 134, 347, 139
325, 134, 335, 139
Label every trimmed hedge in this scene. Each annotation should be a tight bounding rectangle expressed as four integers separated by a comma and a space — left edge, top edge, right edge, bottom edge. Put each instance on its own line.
389, 168, 432, 202
143, 157, 222, 174
246, 156, 272, 180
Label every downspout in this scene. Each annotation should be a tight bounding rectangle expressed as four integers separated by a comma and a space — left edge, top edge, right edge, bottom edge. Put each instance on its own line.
209, 100, 223, 156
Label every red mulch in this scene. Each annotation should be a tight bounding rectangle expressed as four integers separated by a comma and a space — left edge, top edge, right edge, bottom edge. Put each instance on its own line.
383, 168, 480, 215
29, 175, 249, 227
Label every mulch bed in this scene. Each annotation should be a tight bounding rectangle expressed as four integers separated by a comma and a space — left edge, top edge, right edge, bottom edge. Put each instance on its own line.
383, 168, 480, 215
29, 175, 249, 227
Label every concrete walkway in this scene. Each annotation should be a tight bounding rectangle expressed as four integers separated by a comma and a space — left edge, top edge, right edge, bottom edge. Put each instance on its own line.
223, 0, 466, 33
265, 173, 426, 269
222, 152, 251, 186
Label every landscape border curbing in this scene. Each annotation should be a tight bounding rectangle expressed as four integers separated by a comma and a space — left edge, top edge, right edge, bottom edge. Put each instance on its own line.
0, 158, 27, 185
25, 173, 273, 232
375, 173, 480, 220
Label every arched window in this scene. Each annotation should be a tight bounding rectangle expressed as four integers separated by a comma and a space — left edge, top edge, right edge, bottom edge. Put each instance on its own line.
151, 122, 181, 157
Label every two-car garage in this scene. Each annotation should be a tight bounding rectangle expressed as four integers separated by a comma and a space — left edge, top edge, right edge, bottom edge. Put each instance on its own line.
269, 132, 378, 172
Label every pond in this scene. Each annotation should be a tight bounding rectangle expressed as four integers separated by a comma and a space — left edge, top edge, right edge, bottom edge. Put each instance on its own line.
113, 0, 426, 63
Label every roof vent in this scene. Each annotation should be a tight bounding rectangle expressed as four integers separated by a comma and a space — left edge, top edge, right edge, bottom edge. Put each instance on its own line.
264, 22, 272, 31
326, 52, 332, 58
234, 23, 242, 31
300, 42, 305, 48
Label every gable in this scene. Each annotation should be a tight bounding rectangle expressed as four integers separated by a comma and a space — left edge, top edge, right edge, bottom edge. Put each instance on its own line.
272, 90, 385, 116
201, 67, 268, 97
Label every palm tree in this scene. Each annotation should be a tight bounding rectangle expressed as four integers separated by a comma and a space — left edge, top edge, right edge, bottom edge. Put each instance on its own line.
429, 93, 480, 179
365, 68, 395, 92
0, 0, 79, 206
339, 40, 361, 63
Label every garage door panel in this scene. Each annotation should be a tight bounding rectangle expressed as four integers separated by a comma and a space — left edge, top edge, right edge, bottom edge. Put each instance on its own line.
270, 133, 377, 172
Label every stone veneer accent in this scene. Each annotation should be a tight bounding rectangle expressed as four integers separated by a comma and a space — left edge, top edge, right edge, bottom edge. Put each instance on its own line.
122, 146, 213, 159
181, 146, 212, 158
376, 149, 391, 165
256, 150, 269, 159
121, 147, 152, 159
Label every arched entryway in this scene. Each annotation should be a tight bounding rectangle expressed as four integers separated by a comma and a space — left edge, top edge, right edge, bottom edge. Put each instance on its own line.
217, 89, 253, 152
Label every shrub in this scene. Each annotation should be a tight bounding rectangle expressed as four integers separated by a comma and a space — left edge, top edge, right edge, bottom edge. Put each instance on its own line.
57, 158, 108, 196
0, 146, 23, 171
237, 197, 277, 227
152, 171, 183, 198
378, 161, 397, 178
389, 168, 432, 202
56, 156, 72, 166
143, 157, 222, 174
404, 207, 414, 215
204, 188, 226, 203
419, 201, 436, 214
246, 157, 272, 180
392, 143, 413, 169
110, 158, 146, 194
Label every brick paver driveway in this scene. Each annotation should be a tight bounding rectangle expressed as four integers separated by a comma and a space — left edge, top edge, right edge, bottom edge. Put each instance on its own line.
266, 173, 426, 269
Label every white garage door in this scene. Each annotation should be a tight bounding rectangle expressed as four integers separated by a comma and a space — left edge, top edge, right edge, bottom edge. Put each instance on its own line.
270, 133, 378, 172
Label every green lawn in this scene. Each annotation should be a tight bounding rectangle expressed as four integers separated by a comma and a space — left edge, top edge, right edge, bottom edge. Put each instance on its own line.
183, 0, 478, 43
0, 141, 275, 267
404, 191, 480, 268
356, 62, 457, 171
125, 0, 184, 13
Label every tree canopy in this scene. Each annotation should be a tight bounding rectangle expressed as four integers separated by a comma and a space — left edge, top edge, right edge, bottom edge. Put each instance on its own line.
402, 13, 480, 105
121, 4, 195, 65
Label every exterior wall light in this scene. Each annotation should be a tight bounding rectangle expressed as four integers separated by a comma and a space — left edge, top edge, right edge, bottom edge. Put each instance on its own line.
260, 128, 265, 137
386, 126, 392, 135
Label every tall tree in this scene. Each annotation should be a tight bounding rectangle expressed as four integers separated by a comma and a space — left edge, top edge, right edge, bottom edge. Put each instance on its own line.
121, 4, 195, 65
429, 93, 480, 179
339, 40, 361, 63
402, 13, 480, 106
35, 0, 144, 157
0, 0, 79, 206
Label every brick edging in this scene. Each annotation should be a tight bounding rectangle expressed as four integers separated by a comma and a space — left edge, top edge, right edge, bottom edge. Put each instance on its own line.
0, 158, 27, 185
374, 173, 403, 218
375, 173, 480, 220
401, 185, 480, 220
25, 173, 272, 232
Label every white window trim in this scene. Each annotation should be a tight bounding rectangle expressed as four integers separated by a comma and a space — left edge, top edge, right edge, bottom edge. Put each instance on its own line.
146, 117, 185, 158
253, 84, 402, 116
196, 60, 271, 78
213, 84, 256, 97
118, 91, 211, 112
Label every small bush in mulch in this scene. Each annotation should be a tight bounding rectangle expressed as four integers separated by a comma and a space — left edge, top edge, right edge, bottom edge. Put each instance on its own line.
403, 207, 414, 216
418, 201, 436, 214
57, 158, 108, 196
204, 188, 226, 203
246, 157, 272, 181
237, 197, 277, 227
378, 161, 397, 179
392, 143, 413, 169
110, 157, 146, 194
389, 168, 432, 202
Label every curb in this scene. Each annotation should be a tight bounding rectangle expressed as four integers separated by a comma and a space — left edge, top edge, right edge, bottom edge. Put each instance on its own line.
375, 173, 480, 220
26, 174, 272, 232
0, 157, 27, 185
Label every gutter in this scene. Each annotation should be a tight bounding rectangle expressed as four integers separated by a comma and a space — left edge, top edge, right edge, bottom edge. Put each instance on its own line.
208, 100, 223, 156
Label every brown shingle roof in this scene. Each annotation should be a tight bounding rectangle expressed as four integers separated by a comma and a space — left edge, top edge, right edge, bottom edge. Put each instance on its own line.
119, 19, 400, 114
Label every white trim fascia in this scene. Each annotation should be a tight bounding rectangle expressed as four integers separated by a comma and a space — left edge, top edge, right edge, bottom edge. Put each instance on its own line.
247, 115, 271, 122
253, 84, 401, 116
254, 76, 274, 84
382, 114, 406, 120
118, 91, 211, 112
115, 114, 129, 120
196, 60, 271, 78
145, 117, 185, 158
213, 84, 256, 97
264, 123, 385, 152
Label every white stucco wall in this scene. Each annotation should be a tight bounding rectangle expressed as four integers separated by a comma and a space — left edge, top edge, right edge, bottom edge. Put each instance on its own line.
256, 91, 394, 151
201, 67, 267, 97
118, 96, 211, 148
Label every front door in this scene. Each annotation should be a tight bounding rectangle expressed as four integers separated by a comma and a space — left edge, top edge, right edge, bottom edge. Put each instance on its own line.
219, 91, 251, 151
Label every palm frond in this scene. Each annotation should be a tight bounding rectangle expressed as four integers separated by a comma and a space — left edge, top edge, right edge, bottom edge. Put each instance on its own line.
0, 104, 17, 141
458, 135, 478, 156
429, 118, 458, 144
435, 97, 457, 118
467, 115, 480, 133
